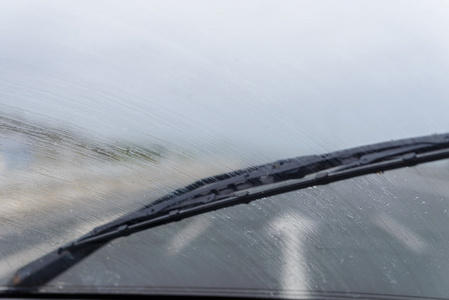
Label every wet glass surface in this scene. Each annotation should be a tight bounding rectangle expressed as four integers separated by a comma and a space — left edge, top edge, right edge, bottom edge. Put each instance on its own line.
1, 1, 449, 298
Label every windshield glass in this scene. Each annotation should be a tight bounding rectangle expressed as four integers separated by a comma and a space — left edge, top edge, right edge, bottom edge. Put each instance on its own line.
1, 1, 449, 299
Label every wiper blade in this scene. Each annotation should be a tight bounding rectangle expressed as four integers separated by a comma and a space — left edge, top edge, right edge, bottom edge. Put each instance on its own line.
9, 132, 449, 290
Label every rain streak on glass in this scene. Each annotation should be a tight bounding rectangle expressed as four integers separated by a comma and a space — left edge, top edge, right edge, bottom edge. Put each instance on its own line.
1, 0, 449, 298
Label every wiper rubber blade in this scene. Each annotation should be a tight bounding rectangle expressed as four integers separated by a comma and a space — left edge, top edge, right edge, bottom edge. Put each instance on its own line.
9, 132, 449, 290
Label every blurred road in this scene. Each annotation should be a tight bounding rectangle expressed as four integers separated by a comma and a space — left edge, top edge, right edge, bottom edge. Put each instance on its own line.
2, 156, 449, 299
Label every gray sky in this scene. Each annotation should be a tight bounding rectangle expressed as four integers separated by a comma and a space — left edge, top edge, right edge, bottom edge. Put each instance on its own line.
1, 0, 449, 161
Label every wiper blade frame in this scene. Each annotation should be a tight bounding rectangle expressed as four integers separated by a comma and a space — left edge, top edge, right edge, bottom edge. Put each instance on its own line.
9, 132, 449, 290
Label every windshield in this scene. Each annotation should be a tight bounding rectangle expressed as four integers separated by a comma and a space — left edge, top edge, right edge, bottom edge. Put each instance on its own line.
1, 1, 449, 299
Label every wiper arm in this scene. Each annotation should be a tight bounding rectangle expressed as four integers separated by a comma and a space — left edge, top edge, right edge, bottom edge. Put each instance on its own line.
9, 132, 449, 290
